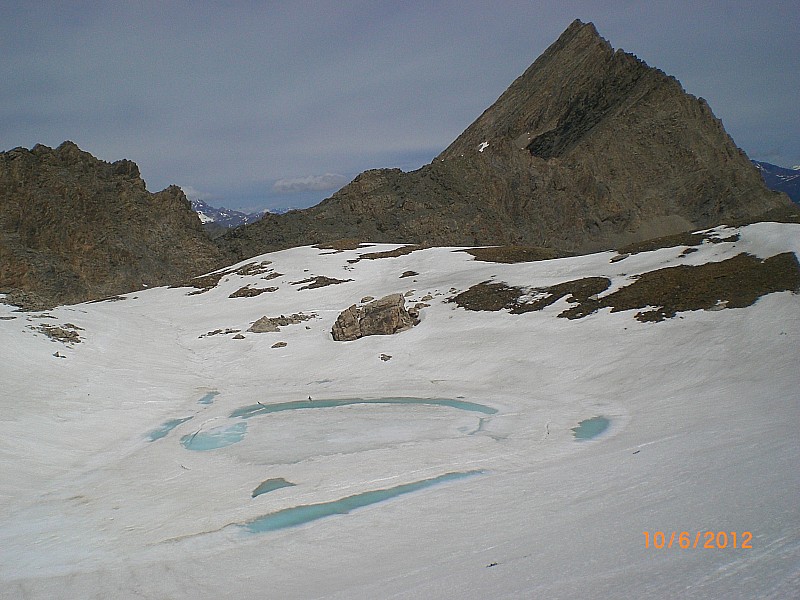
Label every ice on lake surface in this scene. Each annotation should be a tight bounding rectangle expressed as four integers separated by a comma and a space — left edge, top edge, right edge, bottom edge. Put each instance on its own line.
166, 397, 495, 453
572, 416, 610, 440
197, 391, 220, 405
180, 422, 248, 451
146, 416, 193, 441
252, 478, 296, 498
230, 397, 498, 419
240, 471, 482, 533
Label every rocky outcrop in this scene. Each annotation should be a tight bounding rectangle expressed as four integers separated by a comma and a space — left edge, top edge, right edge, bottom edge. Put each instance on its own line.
248, 313, 315, 333
0, 142, 232, 308
220, 20, 791, 260
331, 293, 418, 341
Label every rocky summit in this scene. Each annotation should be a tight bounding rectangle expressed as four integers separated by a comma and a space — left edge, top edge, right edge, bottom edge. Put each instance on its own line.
221, 20, 791, 260
0, 142, 231, 309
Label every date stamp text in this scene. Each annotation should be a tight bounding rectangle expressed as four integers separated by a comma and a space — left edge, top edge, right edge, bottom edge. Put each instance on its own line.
642, 531, 752, 549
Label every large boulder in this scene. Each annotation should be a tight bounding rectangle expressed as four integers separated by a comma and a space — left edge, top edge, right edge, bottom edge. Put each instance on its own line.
331, 293, 418, 341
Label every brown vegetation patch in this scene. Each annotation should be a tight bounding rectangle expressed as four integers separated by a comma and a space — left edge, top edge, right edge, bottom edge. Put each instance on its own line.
449, 281, 523, 312
233, 261, 274, 276
171, 272, 227, 294
292, 276, 353, 290
728, 204, 800, 226
515, 278, 611, 315
459, 246, 563, 263
173, 262, 280, 295
451, 253, 800, 322
228, 285, 278, 298
614, 231, 741, 260
587, 252, 800, 322
348, 245, 427, 263
450, 278, 610, 316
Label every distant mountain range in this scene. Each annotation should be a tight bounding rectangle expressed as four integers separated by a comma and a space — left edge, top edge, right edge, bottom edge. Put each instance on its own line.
2, 20, 797, 309
753, 161, 800, 203
189, 197, 265, 230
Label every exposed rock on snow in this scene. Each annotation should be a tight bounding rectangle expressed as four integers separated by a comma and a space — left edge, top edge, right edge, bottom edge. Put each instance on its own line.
231, 261, 274, 276
461, 246, 562, 263
331, 293, 419, 341
291, 276, 353, 290
172, 271, 227, 294
199, 328, 241, 338
248, 313, 316, 333
228, 285, 278, 298
33, 322, 83, 344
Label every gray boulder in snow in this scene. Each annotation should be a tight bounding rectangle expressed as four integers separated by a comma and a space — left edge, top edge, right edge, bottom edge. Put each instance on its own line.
331, 293, 418, 341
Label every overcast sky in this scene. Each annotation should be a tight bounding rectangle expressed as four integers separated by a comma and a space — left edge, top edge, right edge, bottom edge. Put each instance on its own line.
2, 1, 798, 213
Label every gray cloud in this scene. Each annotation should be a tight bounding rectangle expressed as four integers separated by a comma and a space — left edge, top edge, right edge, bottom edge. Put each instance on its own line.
273, 173, 349, 194
1, 1, 798, 212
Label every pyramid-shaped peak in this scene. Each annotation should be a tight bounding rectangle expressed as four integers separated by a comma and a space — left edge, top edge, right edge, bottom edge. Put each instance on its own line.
220, 20, 790, 260
553, 19, 606, 46
438, 20, 665, 161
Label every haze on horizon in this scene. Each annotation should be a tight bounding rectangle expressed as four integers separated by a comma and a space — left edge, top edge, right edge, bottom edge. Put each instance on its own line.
2, 1, 798, 214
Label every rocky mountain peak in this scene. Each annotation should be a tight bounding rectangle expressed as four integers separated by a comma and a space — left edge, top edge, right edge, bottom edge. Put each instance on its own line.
221, 21, 792, 260
0, 142, 231, 309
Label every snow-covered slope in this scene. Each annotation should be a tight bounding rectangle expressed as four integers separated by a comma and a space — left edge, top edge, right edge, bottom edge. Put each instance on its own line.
1, 223, 799, 599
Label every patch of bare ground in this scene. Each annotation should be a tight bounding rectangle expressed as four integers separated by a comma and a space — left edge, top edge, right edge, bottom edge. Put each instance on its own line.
613, 230, 740, 261
450, 282, 525, 312
347, 245, 427, 263
451, 252, 800, 322
172, 262, 280, 295
34, 322, 83, 344
171, 272, 227, 295
199, 328, 241, 338
728, 204, 800, 226
291, 276, 353, 290
459, 246, 564, 263
232, 261, 274, 276
228, 285, 278, 298
450, 278, 610, 315
1, 290, 53, 312
587, 252, 800, 322
88, 295, 127, 303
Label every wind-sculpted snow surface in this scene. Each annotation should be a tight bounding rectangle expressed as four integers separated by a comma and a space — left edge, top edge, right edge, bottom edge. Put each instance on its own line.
0, 222, 799, 599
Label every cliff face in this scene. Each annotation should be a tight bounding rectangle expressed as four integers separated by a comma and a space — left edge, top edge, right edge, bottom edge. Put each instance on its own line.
221, 20, 791, 259
0, 141, 231, 308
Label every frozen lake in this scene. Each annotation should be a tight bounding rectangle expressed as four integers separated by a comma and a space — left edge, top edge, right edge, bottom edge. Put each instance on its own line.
571, 416, 610, 440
